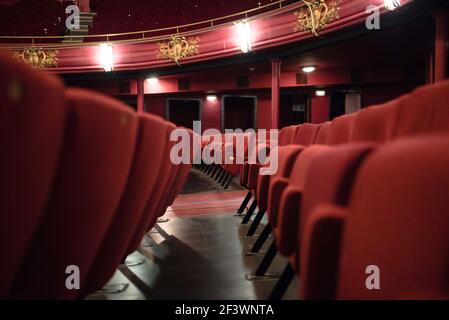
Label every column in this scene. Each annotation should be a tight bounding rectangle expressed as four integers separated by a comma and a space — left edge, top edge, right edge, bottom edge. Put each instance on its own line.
137, 78, 145, 113
434, 11, 448, 82
271, 59, 281, 129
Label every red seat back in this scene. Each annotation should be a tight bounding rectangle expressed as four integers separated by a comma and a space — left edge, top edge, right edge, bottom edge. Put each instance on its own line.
393, 80, 449, 139
11, 88, 138, 299
292, 123, 321, 146
315, 121, 331, 145
0, 56, 67, 298
83, 113, 167, 295
338, 136, 449, 299
327, 114, 356, 145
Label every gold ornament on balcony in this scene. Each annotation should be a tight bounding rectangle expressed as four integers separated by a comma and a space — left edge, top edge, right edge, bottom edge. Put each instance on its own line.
294, 0, 340, 36
157, 35, 199, 66
13, 47, 58, 69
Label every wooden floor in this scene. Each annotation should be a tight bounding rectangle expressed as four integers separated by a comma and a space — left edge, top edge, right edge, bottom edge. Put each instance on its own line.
87, 169, 298, 300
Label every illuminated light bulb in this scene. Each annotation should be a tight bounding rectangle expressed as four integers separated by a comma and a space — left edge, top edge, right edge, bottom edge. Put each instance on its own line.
147, 77, 159, 85
99, 43, 113, 72
302, 66, 316, 73
316, 90, 326, 97
384, 0, 401, 11
206, 95, 217, 102
235, 21, 252, 53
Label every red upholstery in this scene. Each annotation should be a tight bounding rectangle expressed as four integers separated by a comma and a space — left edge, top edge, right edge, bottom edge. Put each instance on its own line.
0, 55, 67, 298
82, 113, 167, 295
351, 98, 405, 143
292, 123, 321, 146
393, 80, 449, 139
279, 125, 298, 146
274, 145, 331, 257
126, 123, 177, 254
327, 114, 356, 145
296, 144, 376, 298
10, 88, 138, 299
315, 121, 331, 145
337, 136, 449, 300
257, 145, 304, 213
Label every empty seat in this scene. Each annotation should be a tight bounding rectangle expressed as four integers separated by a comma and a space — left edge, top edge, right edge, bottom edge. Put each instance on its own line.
256, 145, 304, 213
315, 121, 331, 145
10, 88, 138, 300
327, 114, 356, 145
393, 79, 449, 139
82, 113, 168, 296
125, 123, 177, 254
301, 135, 449, 300
279, 126, 298, 146
0, 55, 67, 298
351, 97, 405, 143
292, 123, 321, 146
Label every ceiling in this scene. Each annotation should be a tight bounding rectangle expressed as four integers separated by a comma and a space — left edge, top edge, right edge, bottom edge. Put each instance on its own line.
0, 0, 296, 36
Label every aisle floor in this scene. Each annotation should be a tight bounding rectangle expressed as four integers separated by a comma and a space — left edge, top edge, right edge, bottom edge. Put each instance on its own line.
87, 169, 299, 300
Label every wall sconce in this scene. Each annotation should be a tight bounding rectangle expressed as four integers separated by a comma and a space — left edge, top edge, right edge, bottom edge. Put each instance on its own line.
207, 95, 217, 102
99, 43, 113, 72
235, 21, 252, 53
315, 90, 326, 97
384, 0, 401, 11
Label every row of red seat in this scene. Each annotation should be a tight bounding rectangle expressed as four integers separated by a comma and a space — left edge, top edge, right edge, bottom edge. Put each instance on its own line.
235, 79, 449, 299
0, 54, 191, 299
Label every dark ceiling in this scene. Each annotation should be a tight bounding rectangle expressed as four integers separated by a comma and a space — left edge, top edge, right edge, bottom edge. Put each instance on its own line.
0, 0, 297, 36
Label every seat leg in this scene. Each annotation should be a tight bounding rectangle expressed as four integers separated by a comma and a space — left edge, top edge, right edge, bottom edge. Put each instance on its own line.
246, 240, 278, 280
246, 209, 265, 236
206, 164, 215, 175
211, 165, 219, 177
213, 167, 222, 180
247, 224, 272, 254
218, 170, 227, 183
223, 174, 233, 189
268, 263, 295, 300
235, 191, 252, 216
241, 199, 258, 224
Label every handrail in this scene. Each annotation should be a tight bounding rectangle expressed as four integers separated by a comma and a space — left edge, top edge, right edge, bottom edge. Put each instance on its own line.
0, 0, 303, 44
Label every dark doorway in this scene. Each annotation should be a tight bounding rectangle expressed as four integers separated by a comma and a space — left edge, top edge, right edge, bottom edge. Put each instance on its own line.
279, 94, 309, 129
329, 91, 346, 120
222, 96, 256, 131
167, 99, 201, 130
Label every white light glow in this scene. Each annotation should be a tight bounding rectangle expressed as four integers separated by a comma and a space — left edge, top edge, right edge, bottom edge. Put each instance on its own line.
316, 90, 326, 97
235, 21, 252, 53
384, 0, 401, 11
302, 66, 316, 73
207, 95, 217, 102
147, 77, 159, 85
99, 43, 113, 72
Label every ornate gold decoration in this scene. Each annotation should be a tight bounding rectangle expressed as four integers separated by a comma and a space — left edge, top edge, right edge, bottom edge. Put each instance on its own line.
294, 0, 340, 36
157, 35, 199, 66
13, 47, 58, 69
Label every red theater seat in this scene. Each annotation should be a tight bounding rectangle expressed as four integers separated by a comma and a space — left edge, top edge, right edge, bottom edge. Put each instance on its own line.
292, 123, 321, 146
279, 126, 298, 146
394, 80, 449, 139
256, 145, 304, 213
327, 114, 356, 145
351, 98, 405, 143
315, 121, 331, 145
82, 113, 168, 295
10, 88, 138, 300
301, 136, 449, 300
126, 123, 177, 254
0, 56, 67, 298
